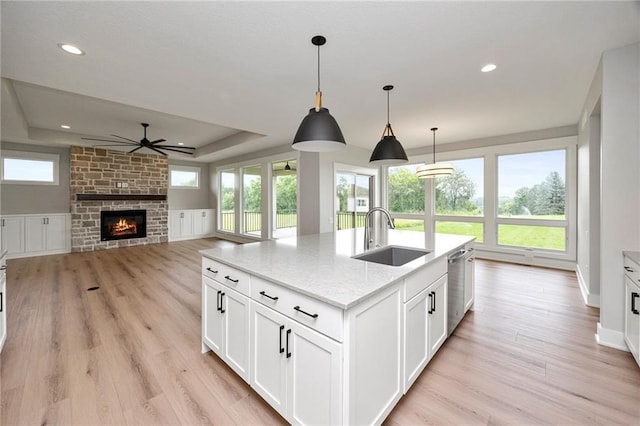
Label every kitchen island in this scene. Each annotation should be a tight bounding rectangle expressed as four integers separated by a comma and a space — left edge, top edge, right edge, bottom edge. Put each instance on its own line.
200, 230, 474, 425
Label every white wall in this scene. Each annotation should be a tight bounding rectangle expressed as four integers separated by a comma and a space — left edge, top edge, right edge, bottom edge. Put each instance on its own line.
595, 43, 640, 349
167, 160, 210, 210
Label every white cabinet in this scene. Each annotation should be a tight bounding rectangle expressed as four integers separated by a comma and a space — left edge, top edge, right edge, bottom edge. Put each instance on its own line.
403, 273, 447, 393
464, 244, 475, 312
1, 216, 25, 256
169, 209, 214, 241
25, 215, 67, 252
202, 276, 251, 382
623, 254, 640, 367
428, 275, 448, 357
251, 301, 343, 425
1, 214, 69, 259
0, 252, 6, 353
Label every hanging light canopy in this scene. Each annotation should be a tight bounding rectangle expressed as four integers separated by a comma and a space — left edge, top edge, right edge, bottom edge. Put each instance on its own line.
292, 35, 346, 152
416, 127, 454, 178
369, 85, 408, 165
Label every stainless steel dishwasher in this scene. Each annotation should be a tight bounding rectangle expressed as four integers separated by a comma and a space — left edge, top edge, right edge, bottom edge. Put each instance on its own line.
447, 248, 471, 335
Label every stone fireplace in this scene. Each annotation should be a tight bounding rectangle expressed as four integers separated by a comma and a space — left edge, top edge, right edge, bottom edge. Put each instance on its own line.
70, 146, 168, 252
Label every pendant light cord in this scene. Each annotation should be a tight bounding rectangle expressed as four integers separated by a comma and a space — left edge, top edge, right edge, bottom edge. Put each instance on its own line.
317, 43, 321, 92
432, 128, 437, 164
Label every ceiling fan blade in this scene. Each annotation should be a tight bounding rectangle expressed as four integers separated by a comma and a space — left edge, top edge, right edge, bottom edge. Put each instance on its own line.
110, 134, 140, 143
154, 146, 195, 155
81, 137, 135, 144
91, 143, 140, 147
155, 145, 196, 150
145, 145, 168, 156
150, 139, 166, 145
128, 146, 143, 154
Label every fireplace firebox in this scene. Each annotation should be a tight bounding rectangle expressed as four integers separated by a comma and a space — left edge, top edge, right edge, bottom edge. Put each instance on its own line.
101, 210, 147, 241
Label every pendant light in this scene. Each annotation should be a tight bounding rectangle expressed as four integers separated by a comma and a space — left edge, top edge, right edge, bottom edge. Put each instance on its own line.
284, 161, 291, 171
416, 127, 454, 178
369, 85, 408, 165
292, 35, 346, 152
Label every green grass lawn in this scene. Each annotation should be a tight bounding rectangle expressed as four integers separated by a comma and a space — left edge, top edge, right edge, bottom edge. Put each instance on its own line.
395, 219, 565, 250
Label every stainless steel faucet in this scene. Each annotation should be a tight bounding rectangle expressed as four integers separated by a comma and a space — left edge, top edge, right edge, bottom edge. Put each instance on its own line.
364, 207, 395, 250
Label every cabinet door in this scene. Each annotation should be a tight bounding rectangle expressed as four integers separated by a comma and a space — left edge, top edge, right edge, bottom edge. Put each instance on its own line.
624, 276, 640, 359
251, 303, 287, 417
169, 211, 183, 239
24, 216, 46, 252
1, 216, 25, 255
202, 210, 214, 235
287, 320, 342, 426
45, 215, 67, 251
464, 253, 475, 312
403, 288, 429, 393
192, 210, 205, 236
180, 211, 194, 237
428, 275, 448, 359
222, 287, 251, 382
202, 277, 224, 356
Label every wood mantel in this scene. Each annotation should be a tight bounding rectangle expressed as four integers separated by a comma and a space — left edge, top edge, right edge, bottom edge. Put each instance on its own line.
76, 194, 167, 201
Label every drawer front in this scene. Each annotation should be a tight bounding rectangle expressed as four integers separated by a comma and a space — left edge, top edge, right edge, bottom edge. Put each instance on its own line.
404, 256, 447, 302
624, 256, 640, 284
202, 257, 251, 296
251, 276, 344, 342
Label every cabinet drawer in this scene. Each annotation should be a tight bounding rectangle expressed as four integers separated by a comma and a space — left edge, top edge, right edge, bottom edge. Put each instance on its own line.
202, 258, 251, 296
624, 256, 640, 284
251, 276, 344, 342
404, 256, 447, 302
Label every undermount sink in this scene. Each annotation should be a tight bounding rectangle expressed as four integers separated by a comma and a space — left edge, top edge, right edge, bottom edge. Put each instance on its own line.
352, 245, 431, 266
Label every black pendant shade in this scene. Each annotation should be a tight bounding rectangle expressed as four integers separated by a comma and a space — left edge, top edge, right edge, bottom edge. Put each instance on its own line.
293, 107, 346, 152
369, 85, 408, 165
292, 35, 346, 152
369, 135, 408, 165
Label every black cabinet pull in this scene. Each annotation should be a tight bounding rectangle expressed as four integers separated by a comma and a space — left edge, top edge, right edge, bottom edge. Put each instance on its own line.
206, 267, 218, 274
279, 325, 285, 354
624, 266, 634, 273
0, 292, 3, 313
216, 290, 222, 312
632, 292, 639, 315
225, 275, 239, 283
220, 292, 226, 313
0, 265, 6, 271
293, 306, 318, 319
431, 291, 436, 313
259, 291, 279, 301
286, 329, 292, 358
428, 293, 433, 314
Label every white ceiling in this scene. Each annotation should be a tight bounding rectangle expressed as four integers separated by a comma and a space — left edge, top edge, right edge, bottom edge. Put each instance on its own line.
1, 1, 639, 162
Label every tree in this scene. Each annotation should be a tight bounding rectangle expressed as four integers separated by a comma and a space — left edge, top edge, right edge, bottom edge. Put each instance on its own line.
388, 167, 425, 213
275, 175, 297, 212
543, 171, 565, 215
243, 178, 262, 212
436, 169, 476, 213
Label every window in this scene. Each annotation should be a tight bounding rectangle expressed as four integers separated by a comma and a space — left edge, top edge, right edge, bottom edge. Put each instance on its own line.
497, 150, 567, 251
1, 150, 59, 185
219, 170, 235, 232
435, 157, 484, 242
272, 160, 297, 239
336, 172, 372, 230
242, 165, 261, 236
169, 165, 200, 188
387, 164, 425, 231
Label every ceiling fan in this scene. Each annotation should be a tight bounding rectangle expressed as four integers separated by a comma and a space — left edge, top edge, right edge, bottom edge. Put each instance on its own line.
81, 123, 196, 156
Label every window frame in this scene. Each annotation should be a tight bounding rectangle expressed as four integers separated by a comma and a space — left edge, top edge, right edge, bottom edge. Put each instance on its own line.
169, 165, 200, 189
1, 150, 60, 185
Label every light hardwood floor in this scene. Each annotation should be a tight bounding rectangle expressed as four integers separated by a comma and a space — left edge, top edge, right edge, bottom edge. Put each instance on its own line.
1, 239, 639, 425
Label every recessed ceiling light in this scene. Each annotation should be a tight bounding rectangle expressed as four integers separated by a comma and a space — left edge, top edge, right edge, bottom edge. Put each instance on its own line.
58, 43, 85, 55
178, 142, 185, 146
60, 125, 71, 129
481, 63, 497, 73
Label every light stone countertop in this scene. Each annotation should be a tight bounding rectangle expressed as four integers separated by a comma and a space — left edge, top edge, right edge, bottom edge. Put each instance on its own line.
201, 230, 474, 310
624, 251, 640, 265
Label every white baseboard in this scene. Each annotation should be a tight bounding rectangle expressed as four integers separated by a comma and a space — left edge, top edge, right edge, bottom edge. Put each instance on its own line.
168, 233, 216, 242
575, 264, 600, 307
595, 322, 628, 351
474, 249, 575, 271
6, 248, 71, 260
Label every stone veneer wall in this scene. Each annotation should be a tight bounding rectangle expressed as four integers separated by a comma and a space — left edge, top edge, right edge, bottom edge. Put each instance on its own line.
70, 146, 168, 252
